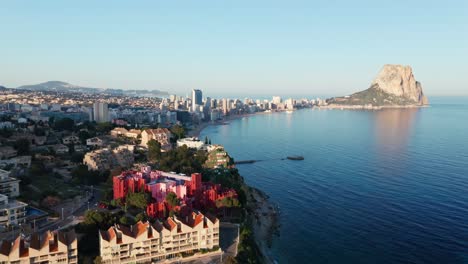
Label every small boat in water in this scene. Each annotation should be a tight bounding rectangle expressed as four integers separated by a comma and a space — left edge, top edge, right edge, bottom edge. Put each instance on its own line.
287, 155, 304, 160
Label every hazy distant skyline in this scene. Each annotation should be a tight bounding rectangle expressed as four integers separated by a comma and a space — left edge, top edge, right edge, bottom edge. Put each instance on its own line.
1, 1, 467, 96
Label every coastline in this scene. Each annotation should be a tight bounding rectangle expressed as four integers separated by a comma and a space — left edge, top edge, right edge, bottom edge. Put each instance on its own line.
318, 104, 429, 110
195, 112, 280, 263
244, 185, 280, 264
188, 111, 276, 138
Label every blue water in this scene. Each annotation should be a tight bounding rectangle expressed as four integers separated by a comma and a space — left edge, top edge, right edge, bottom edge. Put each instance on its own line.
201, 97, 468, 264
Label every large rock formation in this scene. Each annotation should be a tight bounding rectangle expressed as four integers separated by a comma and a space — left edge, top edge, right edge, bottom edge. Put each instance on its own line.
371, 64, 428, 105
327, 64, 429, 107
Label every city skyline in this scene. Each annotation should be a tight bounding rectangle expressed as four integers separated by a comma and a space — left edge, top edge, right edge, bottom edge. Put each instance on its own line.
1, 1, 467, 96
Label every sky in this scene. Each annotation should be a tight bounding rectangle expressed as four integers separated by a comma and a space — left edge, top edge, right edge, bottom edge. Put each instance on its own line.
1, 0, 467, 97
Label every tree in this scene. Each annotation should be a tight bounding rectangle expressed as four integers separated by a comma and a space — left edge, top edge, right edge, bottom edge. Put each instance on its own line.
14, 138, 30, 155
165, 192, 180, 207
171, 124, 185, 140
135, 213, 147, 222
204, 136, 209, 144
94, 256, 103, 264
54, 118, 74, 131
119, 215, 135, 225
126, 192, 150, 209
147, 139, 161, 162
78, 130, 92, 144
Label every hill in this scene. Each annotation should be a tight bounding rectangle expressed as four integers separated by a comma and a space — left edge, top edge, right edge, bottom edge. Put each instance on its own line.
16, 81, 168, 96
327, 65, 429, 107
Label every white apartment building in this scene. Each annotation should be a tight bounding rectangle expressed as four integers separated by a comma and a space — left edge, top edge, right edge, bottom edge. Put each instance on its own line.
99, 212, 219, 264
0, 169, 20, 198
0, 194, 27, 228
0, 230, 78, 263
176, 138, 205, 150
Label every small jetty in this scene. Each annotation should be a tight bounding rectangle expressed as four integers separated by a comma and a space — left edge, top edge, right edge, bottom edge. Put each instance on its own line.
286, 155, 304, 161
235, 160, 258, 165
235, 156, 304, 165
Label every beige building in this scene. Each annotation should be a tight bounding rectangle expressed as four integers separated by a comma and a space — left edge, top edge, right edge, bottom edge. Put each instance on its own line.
0, 230, 78, 263
99, 212, 219, 264
83, 147, 134, 172
110, 128, 129, 138
125, 129, 141, 139
140, 129, 172, 151
0, 194, 27, 228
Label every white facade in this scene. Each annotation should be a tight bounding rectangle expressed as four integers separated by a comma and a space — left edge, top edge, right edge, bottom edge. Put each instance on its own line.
177, 138, 205, 150
99, 212, 219, 264
0, 230, 78, 263
0, 194, 27, 228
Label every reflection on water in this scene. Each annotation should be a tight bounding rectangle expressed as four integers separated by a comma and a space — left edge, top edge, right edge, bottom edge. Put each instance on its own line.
374, 108, 419, 152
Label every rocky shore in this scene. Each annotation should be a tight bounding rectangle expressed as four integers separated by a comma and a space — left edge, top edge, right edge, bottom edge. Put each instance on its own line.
244, 185, 280, 263
318, 104, 429, 110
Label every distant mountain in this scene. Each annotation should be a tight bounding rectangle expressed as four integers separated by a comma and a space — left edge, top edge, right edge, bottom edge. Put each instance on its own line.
327, 65, 428, 107
16, 81, 169, 96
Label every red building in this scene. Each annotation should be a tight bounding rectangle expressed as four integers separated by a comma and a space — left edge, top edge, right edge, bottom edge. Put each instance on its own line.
113, 171, 146, 200
112, 168, 238, 219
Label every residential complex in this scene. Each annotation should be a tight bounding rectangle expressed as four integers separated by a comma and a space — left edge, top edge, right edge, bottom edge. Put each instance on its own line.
0, 170, 20, 198
83, 146, 134, 172
204, 145, 232, 168
0, 194, 27, 229
99, 212, 219, 264
112, 167, 237, 219
0, 169, 26, 229
140, 129, 172, 151
176, 138, 205, 150
0, 230, 78, 263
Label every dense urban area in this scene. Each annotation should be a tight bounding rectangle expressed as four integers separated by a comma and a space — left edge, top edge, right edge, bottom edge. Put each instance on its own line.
0, 84, 324, 263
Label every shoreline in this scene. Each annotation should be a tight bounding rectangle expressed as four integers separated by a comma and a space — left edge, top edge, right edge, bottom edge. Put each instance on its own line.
245, 186, 280, 264
194, 112, 281, 263
318, 104, 430, 110
188, 111, 277, 138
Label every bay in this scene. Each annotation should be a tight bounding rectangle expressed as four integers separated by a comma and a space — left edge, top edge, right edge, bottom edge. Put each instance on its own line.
200, 97, 468, 264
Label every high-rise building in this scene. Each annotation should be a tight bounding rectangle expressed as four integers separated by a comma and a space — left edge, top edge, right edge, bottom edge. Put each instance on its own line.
222, 98, 229, 115
93, 102, 109, 123
191, 89, 202, 112
272, 96, 282, 105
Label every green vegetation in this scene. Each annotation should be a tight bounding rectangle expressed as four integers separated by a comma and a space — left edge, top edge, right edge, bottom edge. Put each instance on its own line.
216, 196, 240, 208
53, 117, 74, 131
158, 145, 207, 174
71, 165, 109, 185
14, 138, 30, 155
170, 124, 186, 140
147, 139, 161, 162
165, 192, 180, 207
236, 223, 262, 264
125, 191, 150, 210
328, 84, 417, 106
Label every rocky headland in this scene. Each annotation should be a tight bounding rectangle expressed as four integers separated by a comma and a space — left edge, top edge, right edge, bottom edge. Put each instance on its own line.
325, 64, 429, 109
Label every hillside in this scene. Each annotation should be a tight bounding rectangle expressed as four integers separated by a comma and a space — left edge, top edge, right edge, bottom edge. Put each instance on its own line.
327, 65, 428, 107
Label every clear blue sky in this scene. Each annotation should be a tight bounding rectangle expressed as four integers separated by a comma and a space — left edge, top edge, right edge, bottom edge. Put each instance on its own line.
1, 0, 467, 97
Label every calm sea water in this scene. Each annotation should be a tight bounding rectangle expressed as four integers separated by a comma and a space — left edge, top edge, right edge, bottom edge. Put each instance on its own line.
201, 97, 468, 264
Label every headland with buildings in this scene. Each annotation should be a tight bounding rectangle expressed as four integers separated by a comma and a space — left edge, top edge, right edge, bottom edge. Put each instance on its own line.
0, 83, 329, 263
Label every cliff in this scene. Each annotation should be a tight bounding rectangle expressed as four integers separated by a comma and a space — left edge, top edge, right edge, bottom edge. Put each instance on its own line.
327, 65, 429, 107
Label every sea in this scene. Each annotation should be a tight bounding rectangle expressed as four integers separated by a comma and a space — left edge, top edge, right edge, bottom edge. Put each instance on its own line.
200, 97, 468, 264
